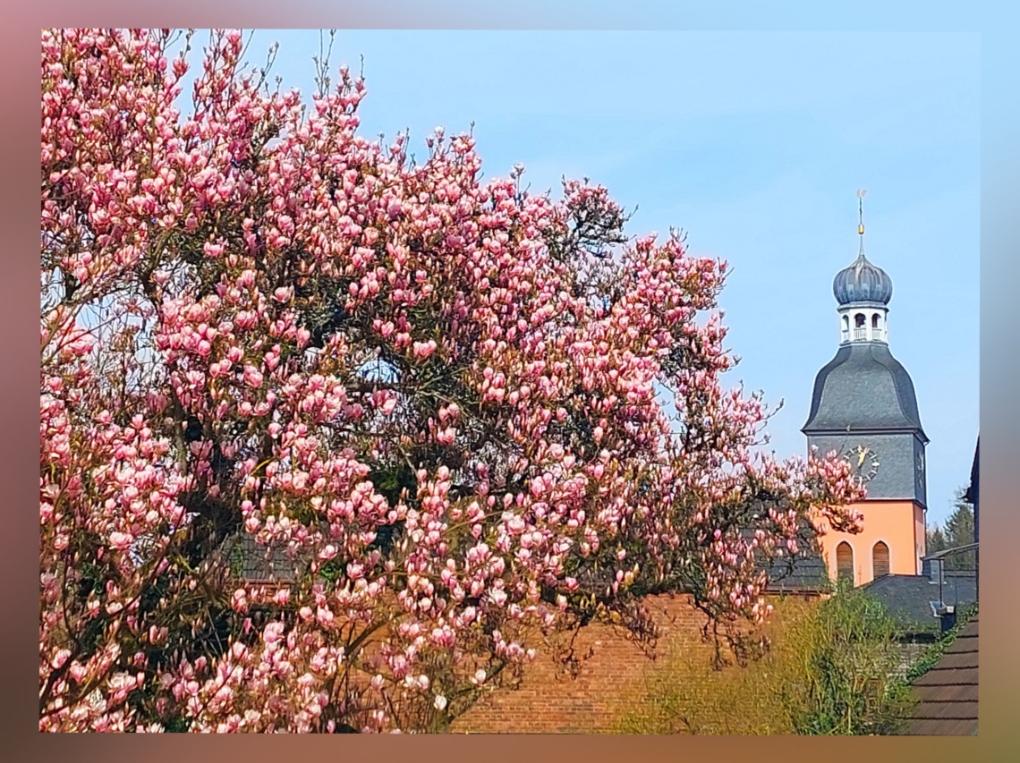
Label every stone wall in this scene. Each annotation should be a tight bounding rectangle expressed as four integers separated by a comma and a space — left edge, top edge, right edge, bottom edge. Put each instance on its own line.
891, 640, 931, 680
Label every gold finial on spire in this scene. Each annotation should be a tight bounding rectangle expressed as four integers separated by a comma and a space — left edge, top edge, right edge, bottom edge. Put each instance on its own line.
857, 188, 867, 255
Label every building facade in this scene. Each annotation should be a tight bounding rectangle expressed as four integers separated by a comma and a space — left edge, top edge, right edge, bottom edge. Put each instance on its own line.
803, 218, 928, 587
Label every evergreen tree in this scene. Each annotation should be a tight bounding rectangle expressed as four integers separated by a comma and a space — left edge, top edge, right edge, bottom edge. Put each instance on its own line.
926, 488, 976, 571
926, 525, 948, 555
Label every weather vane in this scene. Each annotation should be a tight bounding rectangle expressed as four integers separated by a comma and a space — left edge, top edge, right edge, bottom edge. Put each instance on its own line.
857, 188, 867, 255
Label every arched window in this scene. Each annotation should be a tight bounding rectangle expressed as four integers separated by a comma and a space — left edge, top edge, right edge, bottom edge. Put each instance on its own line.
870, 313, 882, 341
836, 542, 854, 584
854, 314, 866, 340
841, 315, 850, 341
872, 541, 890, 578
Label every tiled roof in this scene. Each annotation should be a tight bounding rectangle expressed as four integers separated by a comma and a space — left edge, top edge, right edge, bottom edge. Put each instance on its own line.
219, 532, 305, 584
742, 525, 832, 594
762, 550, 830, 593
222, 524, 833, 594
861, 573, 976, 634
902, 615, 978, 735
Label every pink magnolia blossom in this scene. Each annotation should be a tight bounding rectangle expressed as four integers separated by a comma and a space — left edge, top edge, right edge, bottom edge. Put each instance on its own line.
38, 28, 861, 734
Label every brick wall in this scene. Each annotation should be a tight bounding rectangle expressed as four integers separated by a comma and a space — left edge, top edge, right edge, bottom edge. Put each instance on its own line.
451, 593, 811, 734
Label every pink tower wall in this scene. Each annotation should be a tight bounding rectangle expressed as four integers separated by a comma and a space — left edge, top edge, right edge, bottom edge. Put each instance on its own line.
814, 500, 925, 586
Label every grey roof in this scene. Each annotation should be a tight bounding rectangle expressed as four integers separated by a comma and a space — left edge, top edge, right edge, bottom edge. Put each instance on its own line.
763, 550, 830, 593
220, 529, 831, 595
861, 573, 976, 634
219, 533, 305, 584
747, 526, 831, 593
802, 342, 927, 440
965, 437, 979, 508
833, 253, 893, 305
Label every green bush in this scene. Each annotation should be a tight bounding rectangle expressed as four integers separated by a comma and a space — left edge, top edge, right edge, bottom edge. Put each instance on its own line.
788, 581, 914, 734
616, 584, 916, 735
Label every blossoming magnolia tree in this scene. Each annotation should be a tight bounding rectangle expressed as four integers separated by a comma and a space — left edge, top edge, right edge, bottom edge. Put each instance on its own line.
39, 29, 863, 733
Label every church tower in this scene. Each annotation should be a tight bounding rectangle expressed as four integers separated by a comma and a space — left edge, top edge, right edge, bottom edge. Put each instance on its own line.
803, 193, 928, 586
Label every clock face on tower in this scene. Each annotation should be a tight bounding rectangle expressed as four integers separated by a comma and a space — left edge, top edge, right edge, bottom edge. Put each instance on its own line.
849, 444, 880, 482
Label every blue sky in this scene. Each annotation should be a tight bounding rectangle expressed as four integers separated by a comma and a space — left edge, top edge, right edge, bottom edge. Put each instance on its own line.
228, 30, 978, 525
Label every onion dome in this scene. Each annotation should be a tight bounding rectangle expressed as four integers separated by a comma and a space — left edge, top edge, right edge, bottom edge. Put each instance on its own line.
833, 252, 893, 305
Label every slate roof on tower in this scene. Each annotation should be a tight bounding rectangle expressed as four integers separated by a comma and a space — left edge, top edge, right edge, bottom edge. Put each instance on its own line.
803, 210, 929, 506
802, 342, 927, 438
